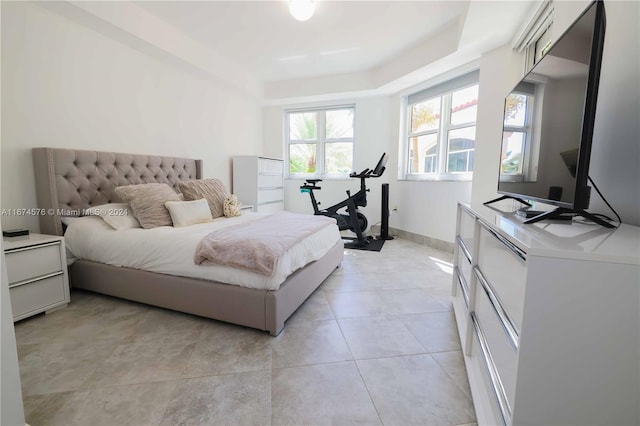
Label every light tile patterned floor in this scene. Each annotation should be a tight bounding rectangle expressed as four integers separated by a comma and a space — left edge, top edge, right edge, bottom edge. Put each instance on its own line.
15, 238, 476, 426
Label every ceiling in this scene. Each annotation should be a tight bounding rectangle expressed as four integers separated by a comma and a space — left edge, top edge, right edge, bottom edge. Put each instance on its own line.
134, 1, 468, 82
52, 1, 537, 103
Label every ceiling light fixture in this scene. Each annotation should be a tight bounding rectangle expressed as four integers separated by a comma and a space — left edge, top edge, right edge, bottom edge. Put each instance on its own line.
289, 0, 315, 22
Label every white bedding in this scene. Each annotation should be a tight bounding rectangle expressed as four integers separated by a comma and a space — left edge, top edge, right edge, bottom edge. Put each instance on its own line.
64, 213, 341, 290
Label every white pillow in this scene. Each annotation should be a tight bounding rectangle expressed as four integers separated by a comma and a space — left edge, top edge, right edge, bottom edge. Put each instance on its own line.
164, 198, 213, 228
86, 203, 141, 230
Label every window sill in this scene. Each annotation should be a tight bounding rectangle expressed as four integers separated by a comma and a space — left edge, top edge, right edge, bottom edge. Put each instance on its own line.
399, 173, 473, 182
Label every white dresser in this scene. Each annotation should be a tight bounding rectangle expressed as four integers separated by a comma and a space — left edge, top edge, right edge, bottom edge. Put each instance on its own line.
3, 233, 70, 321
453, 202, 639, 426
232, 156, 284, 214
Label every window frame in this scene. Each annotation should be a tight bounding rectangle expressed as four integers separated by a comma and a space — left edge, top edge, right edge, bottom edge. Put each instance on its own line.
285, 105, 355, 179
401, 76, 479, 181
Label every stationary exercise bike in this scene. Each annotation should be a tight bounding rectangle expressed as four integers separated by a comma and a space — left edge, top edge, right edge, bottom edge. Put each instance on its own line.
300, 153, 387, 248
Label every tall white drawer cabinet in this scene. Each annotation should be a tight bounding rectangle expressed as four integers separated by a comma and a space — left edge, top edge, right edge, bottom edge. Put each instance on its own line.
453, 202, 640, 426
232, 156, 284, 213
3, 233, 70, 321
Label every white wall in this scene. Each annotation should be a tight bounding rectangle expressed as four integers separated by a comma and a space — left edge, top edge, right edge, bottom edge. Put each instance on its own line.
472, 1, 640, 226
1, 1, 263, 232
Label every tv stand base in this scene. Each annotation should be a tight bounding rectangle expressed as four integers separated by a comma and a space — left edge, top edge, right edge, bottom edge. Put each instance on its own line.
484, 195, 532, 207
523, 207, 615, 228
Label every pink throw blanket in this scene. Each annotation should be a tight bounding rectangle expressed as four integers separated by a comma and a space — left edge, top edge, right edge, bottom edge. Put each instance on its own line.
194, 212, 336, 276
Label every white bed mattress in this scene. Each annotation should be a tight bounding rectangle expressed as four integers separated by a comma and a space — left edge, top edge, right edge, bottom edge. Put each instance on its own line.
64, 213, 341, 290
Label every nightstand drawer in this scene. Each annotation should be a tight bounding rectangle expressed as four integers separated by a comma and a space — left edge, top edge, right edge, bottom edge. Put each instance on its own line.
9, 274, 66, 318
5, 242, 63, 284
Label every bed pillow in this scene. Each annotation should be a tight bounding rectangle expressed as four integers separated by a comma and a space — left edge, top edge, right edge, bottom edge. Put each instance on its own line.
178, 179, 229, 219
86, 203, 141, 230
223, 194, 242, 217
114, 183, 180, 229
165, 199, 213, 227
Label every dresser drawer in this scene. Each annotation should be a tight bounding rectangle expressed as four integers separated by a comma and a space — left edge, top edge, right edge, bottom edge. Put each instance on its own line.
456, 240, 473, 287
258, 173, 283, 188
257, 201, 284, 214
459, 206, 475, 249
258, 158, 283, 175
475, 274, 518, 407
258, 188, 284, 204
5, 242, 62, 284
454, 267, 469, 308
10, 274, 66, 318
470, 314, 511, 426
476, 222, 526, 331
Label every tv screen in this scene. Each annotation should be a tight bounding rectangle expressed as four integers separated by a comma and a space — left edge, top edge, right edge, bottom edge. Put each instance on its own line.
496, 1, 605, 211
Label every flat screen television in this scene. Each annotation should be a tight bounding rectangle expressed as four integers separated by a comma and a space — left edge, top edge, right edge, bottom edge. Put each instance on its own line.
487, 1, 611, 227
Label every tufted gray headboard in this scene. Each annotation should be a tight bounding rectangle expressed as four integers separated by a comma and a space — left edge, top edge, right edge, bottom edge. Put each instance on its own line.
32, 148, 203, 236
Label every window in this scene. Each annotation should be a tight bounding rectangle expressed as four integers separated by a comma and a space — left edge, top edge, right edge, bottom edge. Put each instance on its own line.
403, 71, 479, 179
286, 106, 354, 177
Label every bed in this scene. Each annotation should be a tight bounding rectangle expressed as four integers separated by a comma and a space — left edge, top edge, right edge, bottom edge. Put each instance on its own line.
32, 147, 343, 335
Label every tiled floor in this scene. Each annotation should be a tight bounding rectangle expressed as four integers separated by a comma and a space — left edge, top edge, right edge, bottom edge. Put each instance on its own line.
15, 238, 476, 426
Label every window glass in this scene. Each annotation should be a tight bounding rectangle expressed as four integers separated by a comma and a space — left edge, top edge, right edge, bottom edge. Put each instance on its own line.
501, 131, 526, 174
325, 142, 353, 174
289, 143, 317, 174
504, 94, 528, 127
326, 109, 354, 139
411, 98, 441, 133
408, 134, 438, 174
289, 112, 317, 140
447, 127, 476, 173
451, 86, 479, 126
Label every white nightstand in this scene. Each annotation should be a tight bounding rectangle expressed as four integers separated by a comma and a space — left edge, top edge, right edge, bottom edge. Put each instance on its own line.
3, 233, 70, 321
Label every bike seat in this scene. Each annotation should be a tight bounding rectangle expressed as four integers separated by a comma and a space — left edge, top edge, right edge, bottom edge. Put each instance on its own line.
306, 179, 322, 184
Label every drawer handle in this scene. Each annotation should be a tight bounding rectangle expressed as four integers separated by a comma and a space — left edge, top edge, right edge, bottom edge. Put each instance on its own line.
258, 200, 284, 205
8, 271, 64, 289
4, 241, 60, 254
258, 186, 283, 190
471, 313, 512, 425
479, 220, 526, 262
454, 267, 469, 308
456, 236, 472, 264
474, 266, 520, 350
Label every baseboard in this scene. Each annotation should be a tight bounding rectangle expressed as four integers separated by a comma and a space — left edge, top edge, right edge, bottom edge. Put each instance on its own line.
370, 225, 454, 253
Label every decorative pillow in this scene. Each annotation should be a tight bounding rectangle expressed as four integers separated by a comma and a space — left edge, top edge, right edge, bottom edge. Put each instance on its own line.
178, 179, 229, 219
86, 203, 141, 230
165, 199, 213, 227
223, 194, 242, 217
114, 183, 180, 229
